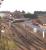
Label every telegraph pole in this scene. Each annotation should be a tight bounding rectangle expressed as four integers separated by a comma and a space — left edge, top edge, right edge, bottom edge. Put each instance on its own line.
0, 17, 1, 49
0, 0, 4, 50
0, 18, 1, 49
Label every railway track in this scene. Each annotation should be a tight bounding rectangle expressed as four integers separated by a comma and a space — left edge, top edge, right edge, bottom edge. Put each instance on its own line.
0, 18, 46, 50
11, 22, 46, 50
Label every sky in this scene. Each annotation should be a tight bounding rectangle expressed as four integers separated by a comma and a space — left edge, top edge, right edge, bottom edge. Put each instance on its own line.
0, 0, 46, 13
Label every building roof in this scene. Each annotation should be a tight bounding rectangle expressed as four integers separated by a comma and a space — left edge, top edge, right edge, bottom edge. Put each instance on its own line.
38, 16, 46, 24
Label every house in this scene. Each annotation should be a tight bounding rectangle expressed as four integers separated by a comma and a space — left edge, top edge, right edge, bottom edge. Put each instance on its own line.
0, 11, 12, 18
34, 11, 46, 17
34, 11, 46, 24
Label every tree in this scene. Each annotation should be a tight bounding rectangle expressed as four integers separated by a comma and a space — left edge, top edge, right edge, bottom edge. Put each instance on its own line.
22, 10, 25, 14
24, 13, 38, 19
0, 0, 4, 5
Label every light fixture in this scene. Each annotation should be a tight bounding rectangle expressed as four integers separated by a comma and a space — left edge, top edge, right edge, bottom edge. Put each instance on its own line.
43, 31, 45, 38
1, 30, 5, 33
33, 27, 37, 33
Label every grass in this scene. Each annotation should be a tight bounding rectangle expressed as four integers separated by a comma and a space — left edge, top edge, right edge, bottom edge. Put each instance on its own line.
0, 36, 17, 50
